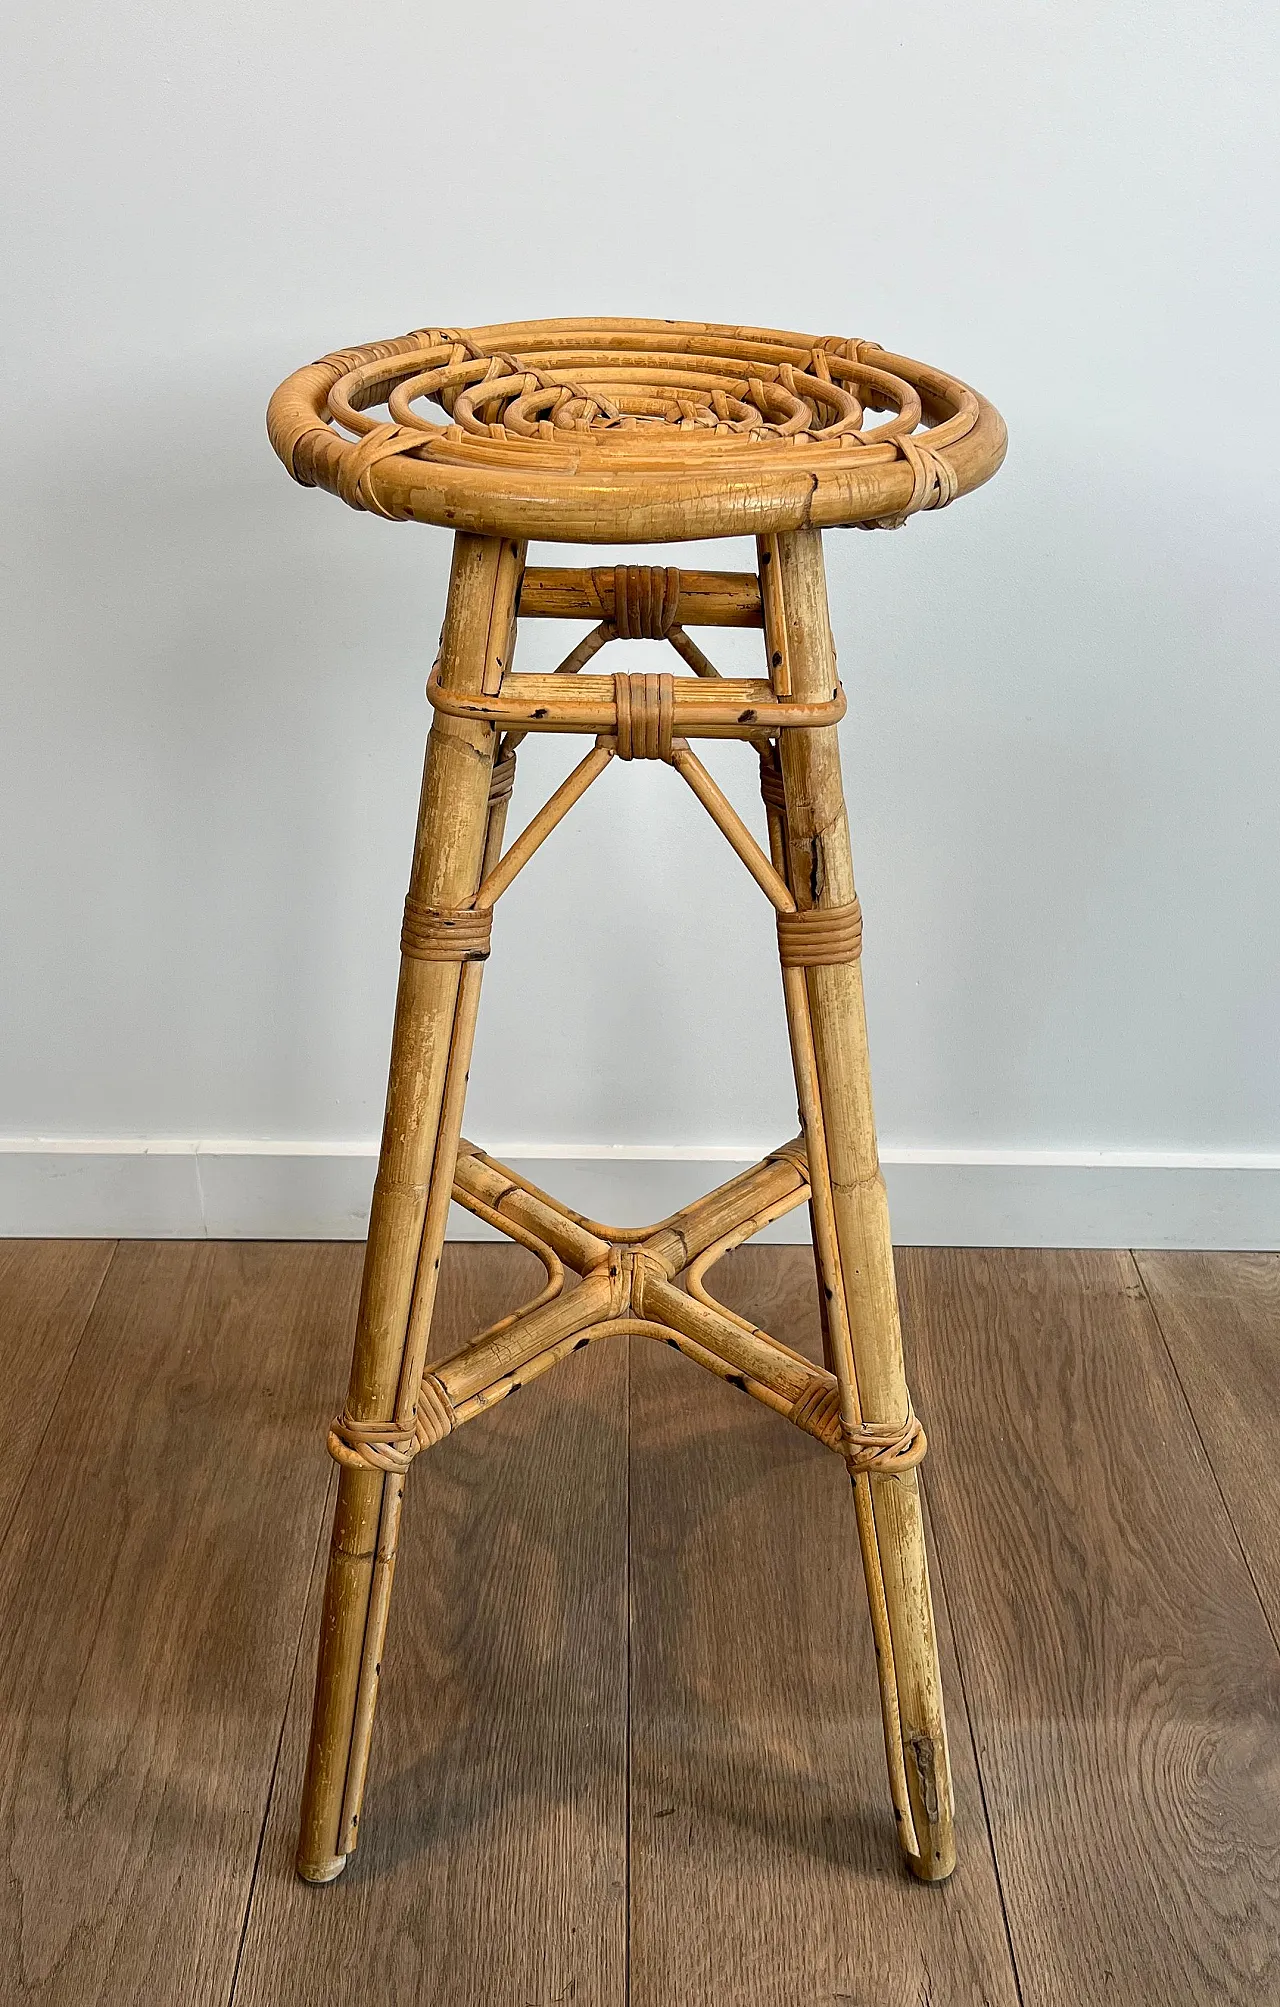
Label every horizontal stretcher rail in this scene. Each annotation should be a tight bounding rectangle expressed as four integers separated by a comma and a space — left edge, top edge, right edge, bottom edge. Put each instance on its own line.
427, 667, 845, 735
518, 566, 763, 627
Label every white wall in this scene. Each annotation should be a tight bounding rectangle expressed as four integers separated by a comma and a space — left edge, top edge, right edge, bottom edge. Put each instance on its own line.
2, 2, 1277, 1245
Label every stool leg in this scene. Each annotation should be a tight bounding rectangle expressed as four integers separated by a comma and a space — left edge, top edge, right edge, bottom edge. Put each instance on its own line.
296, 534, 521, 1882
763, 745, 840, 1381
770, 526, 956, 1882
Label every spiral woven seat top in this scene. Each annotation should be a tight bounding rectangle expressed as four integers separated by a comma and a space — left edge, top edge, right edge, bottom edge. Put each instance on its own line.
268, 318, 1006, 544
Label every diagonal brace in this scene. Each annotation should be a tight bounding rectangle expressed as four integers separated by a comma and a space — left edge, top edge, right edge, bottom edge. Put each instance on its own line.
328, 1140, 867, 1471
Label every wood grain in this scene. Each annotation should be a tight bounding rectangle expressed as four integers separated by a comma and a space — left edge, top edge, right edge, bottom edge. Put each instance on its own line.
0, 1240, 360, 2005
628, 1247, 1019, 2007
1135, 1251, 1280, 1639
899, 1247, 1280, 2006
4, 1241, 1275, 2002
234, 1247, 628, 2007
0, 1240, 115, 1539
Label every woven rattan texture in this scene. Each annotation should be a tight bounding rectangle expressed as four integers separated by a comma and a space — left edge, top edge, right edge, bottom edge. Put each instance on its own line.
268, 318, 1006, 542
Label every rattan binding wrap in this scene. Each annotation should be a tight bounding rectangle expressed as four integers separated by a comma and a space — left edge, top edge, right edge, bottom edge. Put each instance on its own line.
776, 899, 863, 966
606, 565, 682, 638
842, 1402, 927, 1474
487, 748, 517, 804
400, 899, 492, 962
328, 1375, 456, 1473
613, 671, 676, 760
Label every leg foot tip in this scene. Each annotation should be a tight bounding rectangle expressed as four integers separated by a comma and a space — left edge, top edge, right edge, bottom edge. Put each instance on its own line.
296, 1852, 349, 1885
905, 1842, 956, 1885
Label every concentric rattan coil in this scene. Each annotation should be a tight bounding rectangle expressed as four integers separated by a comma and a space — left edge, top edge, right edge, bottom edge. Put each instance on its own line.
268, 319, 1006, 543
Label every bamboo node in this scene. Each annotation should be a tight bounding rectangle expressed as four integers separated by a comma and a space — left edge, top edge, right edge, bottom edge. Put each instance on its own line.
401, 897, 492, 962
776, 899, 863, 967
841, 1401, 927, 1474
327, 1375, 456, 1473
614, 671, 675, 761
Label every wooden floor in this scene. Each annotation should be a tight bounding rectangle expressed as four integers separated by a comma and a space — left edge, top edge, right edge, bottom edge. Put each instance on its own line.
0, 1241, 1277, 2004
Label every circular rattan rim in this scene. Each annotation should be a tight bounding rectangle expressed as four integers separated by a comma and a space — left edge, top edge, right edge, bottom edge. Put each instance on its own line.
267, 317, 1007, 543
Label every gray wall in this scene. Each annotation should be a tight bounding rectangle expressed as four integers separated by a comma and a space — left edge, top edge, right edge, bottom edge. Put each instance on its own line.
2, 2, 1277, 1243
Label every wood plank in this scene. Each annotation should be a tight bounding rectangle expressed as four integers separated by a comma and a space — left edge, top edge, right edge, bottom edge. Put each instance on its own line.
629, 1247, 1019, 2007
234, 1247, 628, 2007
899, 1247, 1280, 2007
1135, 1251, 1280, 1638
0, 1239, 361, 2005
0, 1241, 116, 1538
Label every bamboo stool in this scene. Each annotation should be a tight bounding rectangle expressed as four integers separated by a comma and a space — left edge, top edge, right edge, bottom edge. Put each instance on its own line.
267, 319, 1006, 1887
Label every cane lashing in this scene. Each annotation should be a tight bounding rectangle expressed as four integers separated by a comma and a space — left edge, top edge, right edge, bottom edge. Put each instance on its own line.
328, 1374, 455, 1473
870, 434, 962, 531
488, 747, 517, 805
842, 1402, 927, 1475
614, 671, 676, 761
789, 1381, 845, 1449
758, 759, 787, 810
267, 318, 1006, 540
776, 899, 863, 966
333, 422, 424, 520
400, 898, 492, 961
604, 565, 682, 639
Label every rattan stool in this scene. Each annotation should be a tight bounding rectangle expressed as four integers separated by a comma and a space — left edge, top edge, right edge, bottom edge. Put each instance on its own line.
267, 318, 1005, 1887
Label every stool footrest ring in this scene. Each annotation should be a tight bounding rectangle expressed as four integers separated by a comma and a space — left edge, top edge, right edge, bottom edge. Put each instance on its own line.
426, 661, 845, 737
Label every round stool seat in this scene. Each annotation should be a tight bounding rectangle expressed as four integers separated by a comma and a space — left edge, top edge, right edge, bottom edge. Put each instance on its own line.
268, 317, 1006, 543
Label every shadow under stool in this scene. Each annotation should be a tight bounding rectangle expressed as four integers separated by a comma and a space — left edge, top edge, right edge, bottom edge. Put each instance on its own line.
266, 317, 1006, 1889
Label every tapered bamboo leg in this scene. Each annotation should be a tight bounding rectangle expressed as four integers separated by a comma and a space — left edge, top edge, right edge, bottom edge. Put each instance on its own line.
761, 742, 840, 1382
295, 533, 523, 1883
765, 526, 956, 1882
808, 1199, 837, 1376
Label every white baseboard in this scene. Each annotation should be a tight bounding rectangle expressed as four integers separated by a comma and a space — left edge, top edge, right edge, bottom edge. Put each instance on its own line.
1, 1138, 1277, 1248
